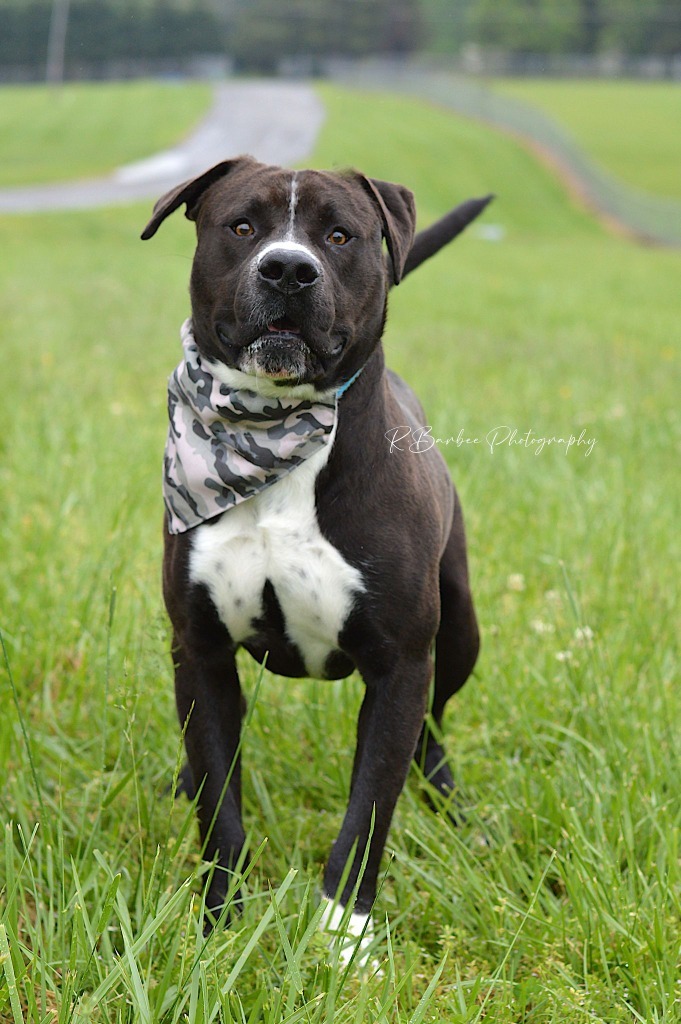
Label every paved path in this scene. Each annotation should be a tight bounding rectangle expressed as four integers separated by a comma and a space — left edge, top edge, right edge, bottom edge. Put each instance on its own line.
0, 81, 326, 214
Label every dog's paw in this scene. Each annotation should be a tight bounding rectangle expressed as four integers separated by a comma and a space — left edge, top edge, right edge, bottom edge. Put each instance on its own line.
318, 897, 380, 973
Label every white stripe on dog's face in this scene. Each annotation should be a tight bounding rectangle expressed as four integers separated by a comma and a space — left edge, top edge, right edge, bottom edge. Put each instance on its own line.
287, 172, 299, 238
251, 172, 320, 275
255, 239, 322, 273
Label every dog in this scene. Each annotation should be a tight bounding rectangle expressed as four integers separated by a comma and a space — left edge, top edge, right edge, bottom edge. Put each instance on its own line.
142, 156, 488, 953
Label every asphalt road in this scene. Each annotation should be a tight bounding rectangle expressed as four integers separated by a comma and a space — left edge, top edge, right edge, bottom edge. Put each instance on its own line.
0, 81, 326, 214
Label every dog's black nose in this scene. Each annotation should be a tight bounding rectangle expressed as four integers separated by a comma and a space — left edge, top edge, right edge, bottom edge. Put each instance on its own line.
258, 248, 320, 293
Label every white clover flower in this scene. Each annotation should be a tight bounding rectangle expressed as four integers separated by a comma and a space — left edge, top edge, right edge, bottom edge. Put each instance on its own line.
574, 626, 595, 646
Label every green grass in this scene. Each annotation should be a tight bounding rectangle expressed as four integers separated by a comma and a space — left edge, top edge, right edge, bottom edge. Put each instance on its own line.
0, 80, 212, 186
1, 84, 680, 1022
492, 78, 681, 199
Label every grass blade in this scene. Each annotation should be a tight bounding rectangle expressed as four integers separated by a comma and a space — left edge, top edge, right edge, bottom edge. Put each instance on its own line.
0, 924, 25, 1024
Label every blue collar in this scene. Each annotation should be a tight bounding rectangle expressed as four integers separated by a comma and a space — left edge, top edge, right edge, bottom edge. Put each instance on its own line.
336, 366, 363, 399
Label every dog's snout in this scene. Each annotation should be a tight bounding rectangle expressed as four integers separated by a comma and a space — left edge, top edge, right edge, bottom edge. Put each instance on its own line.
258, 248, 320, 293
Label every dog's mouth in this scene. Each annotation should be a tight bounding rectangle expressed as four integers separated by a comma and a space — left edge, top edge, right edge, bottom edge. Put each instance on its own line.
214, 313, 346, 387
263, 316, 302, 340
244, 318, 313, 382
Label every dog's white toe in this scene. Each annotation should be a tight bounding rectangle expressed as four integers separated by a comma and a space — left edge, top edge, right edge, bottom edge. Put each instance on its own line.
318, 897, 377, 970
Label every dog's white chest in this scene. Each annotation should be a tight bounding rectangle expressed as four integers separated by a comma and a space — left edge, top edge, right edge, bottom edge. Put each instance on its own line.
188, 442, 364, 677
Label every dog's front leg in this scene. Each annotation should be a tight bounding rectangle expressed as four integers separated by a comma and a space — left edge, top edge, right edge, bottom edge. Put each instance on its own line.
174, 635, 245, 923
322, 655, 432, 917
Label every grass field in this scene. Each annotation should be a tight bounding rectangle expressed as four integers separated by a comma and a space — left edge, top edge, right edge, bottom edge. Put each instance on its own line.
0, 81, 211, 186
492, 78, 681, 199
1, 82, 680, 1023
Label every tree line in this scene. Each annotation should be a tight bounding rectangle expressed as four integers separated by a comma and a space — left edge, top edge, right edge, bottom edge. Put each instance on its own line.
1, 0, 679, 76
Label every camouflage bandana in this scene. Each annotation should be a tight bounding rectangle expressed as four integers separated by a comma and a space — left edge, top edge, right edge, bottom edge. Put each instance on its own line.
163, 320, 337, 534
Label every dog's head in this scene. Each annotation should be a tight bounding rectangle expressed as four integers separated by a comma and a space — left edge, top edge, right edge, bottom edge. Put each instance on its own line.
142, 156, 416, 396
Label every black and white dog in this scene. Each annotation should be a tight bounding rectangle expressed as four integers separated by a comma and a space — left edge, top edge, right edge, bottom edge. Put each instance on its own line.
142, 157, 488, 954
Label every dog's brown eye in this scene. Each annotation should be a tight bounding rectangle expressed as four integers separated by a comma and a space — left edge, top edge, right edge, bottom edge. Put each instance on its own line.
328, 228, 350, 246
231, 220, 254, 237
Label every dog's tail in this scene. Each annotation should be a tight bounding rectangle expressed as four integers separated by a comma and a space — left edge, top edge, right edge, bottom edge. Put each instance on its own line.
402, 194, 495, 280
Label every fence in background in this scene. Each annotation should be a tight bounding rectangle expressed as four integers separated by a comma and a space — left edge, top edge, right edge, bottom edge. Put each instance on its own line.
328, 60, 681, 247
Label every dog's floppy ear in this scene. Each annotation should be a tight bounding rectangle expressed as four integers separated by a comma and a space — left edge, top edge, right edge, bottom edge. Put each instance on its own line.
402, 194, 495, 280
356, 175, 416, 285
141, 156, 256, 240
